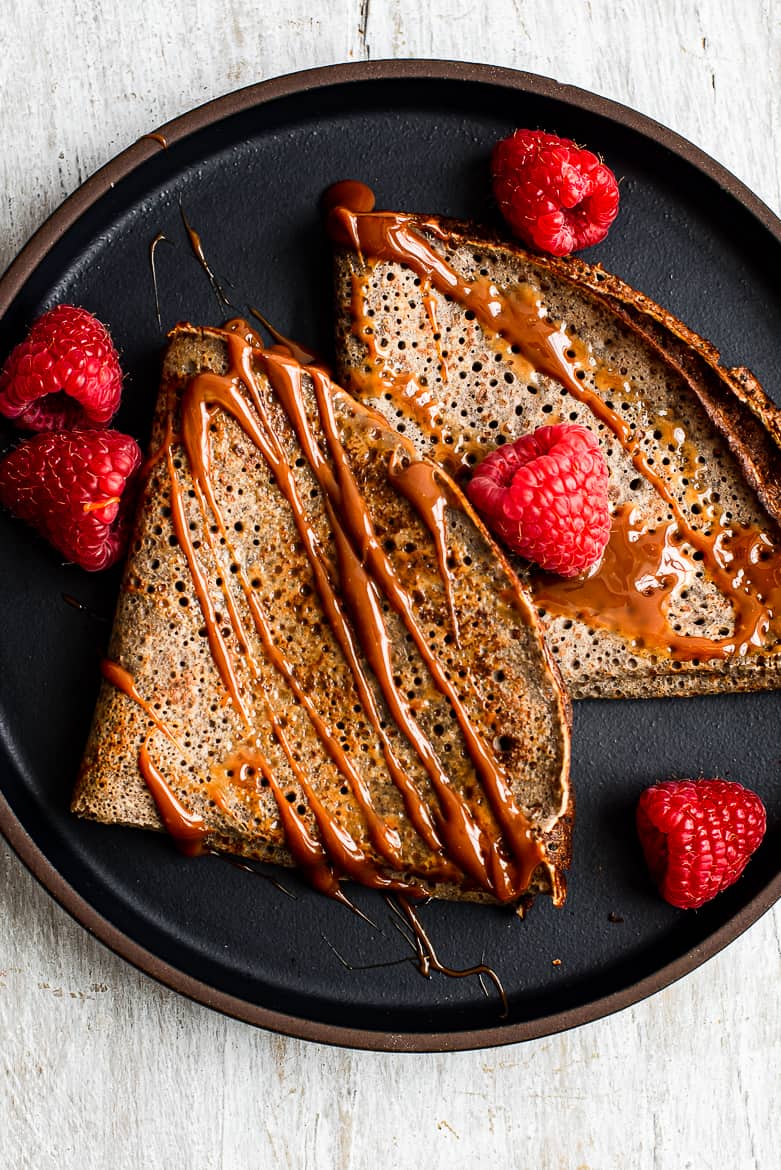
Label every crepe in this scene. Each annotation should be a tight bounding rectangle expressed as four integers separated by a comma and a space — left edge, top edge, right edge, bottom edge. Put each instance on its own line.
73, 323, 572, 905
328, 197, 781, 699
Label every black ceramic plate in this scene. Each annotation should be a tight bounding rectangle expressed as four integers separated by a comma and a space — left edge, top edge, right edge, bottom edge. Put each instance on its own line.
1, 61, 779, 1052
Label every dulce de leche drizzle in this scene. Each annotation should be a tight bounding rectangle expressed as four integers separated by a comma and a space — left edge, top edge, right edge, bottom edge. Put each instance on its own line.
138, 739, 206, 856
177, 338, 426, 896
182, 330, 550, 899
327, 191, 781, 661
102, 314, 556, 905
279, 350, 550, 896
100, 661, 206, 854
536, 505, 781, 660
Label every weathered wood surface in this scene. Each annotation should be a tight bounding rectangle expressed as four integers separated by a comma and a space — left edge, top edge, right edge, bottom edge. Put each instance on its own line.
1, 1, 780, 1167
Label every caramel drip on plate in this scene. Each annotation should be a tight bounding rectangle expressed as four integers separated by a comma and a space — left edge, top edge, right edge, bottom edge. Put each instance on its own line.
180, 207, 232, 307
391, 896, 509, 1019
329, 197, 781, 661
149, 233, 173, 331
141, 132, 168, 150
247, 307, 322, 367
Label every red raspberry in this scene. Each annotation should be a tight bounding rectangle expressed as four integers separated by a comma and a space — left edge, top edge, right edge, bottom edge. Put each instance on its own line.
467, 423, 610, 577
637, 779, 766, 910
0, 429, 142, 571
492, 129, 620, 255
0, 305, 123, 431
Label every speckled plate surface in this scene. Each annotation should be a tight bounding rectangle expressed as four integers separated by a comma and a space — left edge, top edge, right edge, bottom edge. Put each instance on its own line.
0, 60, 778, 1051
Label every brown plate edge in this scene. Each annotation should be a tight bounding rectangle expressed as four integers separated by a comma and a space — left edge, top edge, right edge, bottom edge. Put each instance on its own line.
0, 57, 780, 1052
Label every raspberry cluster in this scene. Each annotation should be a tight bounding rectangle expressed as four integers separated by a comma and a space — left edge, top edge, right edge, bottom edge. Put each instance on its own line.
0, 305, 139, 570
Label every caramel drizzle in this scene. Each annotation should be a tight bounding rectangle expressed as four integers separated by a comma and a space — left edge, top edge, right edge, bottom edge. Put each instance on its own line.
269, 350, 548, 895
103, 322, 555, 904
180, 207, 232, 307
248, 306, 321, 367
329, 202, 781, 662
149, 233, 173, 330
386, 459, 461, 647
390, 896, 508, 1019
225, 340, 446, 859
185, 339, 510, 894
181, 335, 423, 876
105, 652, 362, 895
178, 331, 469, 895
101, 662, 207, 853
259, 353, 501, 890
100, 660, 186, 756
166, 448, 252, 725
138, 738, 206, 855
536, 505, 781, 660
188, 329, 551, 898
421, 285, 449, 384
240, 721, 420, 901
348, 271, 448, 443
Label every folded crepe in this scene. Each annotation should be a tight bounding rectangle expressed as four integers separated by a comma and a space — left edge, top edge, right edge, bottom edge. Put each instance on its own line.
73, 323, 572, 905
328, 195, 781, 699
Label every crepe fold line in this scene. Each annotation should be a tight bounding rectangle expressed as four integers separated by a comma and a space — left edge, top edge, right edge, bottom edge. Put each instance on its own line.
330, 210, 781, 700
73, 325, 572, 905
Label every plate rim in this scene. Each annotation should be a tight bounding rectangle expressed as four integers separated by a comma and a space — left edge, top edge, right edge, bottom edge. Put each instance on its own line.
1, 57, 779, 1052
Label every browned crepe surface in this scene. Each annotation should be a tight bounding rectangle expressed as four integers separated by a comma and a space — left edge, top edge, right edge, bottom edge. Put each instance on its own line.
332, 214, 781, 700
73, 326, 572, 903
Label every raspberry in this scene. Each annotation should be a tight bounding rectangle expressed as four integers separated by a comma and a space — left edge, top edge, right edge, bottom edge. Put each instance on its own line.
492, 129, 620, 256
467, 423, 610, 577
637, 779, 766, 910
0, 429, 142, 571
0, 305, 123, 431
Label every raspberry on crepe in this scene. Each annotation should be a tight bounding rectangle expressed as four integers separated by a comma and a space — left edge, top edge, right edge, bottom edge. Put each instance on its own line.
467, 424, 610, 577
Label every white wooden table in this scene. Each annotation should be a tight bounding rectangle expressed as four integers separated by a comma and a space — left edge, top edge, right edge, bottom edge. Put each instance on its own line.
2, 2, 779, 1166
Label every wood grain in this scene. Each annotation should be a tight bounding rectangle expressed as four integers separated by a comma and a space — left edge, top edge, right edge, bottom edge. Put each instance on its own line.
1, 1, 780, 1167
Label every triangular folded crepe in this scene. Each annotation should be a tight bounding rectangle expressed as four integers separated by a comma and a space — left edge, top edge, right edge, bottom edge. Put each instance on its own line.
329, 196, 781, 699
74, 324, 572, 905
